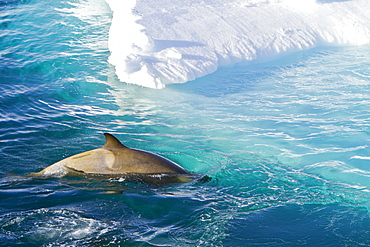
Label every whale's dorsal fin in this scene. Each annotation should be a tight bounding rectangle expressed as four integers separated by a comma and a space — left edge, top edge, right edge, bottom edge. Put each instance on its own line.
103, 133, 128, 150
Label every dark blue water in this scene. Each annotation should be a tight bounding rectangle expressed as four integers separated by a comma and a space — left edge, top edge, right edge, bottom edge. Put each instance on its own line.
1, 0, 370, 246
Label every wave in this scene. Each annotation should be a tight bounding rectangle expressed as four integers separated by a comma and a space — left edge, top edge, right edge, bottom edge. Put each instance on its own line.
105, 0, 370, 89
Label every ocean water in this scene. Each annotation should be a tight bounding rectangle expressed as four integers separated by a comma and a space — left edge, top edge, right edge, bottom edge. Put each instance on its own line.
1, 0, 370, 246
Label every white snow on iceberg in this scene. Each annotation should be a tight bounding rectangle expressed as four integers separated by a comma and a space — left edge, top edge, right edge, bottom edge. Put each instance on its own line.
105, 0, 370, 89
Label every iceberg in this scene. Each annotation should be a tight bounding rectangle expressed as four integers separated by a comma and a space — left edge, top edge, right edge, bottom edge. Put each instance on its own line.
105, 0, 370, 89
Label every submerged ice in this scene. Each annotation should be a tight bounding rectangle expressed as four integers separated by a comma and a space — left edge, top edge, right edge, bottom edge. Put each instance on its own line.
105, 0, 370, 89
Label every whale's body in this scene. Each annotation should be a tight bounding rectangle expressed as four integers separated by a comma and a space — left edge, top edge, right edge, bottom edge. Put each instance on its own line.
31, 133, 189, 179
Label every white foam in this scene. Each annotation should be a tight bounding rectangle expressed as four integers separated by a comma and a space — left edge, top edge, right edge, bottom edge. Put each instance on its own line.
105, 0, 370, 88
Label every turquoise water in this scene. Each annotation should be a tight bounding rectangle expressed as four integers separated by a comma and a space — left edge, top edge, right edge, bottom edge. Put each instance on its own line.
1, 0, 370, 246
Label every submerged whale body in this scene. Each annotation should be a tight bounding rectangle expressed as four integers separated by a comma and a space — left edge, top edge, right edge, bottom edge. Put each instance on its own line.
30, 133, 190, 183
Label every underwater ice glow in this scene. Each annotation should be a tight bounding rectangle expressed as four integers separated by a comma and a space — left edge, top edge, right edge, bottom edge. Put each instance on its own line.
106, 0, 370, 89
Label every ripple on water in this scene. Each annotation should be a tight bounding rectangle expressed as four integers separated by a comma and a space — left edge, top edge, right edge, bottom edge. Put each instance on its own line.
0, 208, 116, 246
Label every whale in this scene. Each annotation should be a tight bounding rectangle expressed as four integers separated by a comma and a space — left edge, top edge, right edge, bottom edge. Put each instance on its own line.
29, 133, 191, 183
